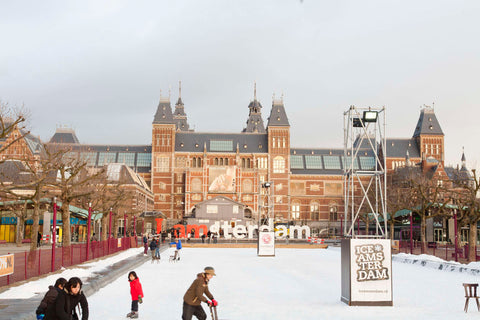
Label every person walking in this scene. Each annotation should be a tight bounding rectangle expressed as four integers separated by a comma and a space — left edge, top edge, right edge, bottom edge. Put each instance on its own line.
154, 237, 161, 260
45, 277, 88, 320
126, 271, 144, 319
149, 237, 157, 259
142, 233, 148, 256
35, 277, 67, 319
182, 266, 218, 320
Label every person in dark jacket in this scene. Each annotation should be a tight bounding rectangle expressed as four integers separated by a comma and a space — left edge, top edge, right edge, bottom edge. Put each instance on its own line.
149, 238, 157, 259
182, 266, 218, 320
36, 278, 67, 319
45, 277, 88, 320
142, 234, 148, 255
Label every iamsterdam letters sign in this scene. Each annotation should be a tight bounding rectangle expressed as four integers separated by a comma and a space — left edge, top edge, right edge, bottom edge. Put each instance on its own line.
165, 219, 311, 240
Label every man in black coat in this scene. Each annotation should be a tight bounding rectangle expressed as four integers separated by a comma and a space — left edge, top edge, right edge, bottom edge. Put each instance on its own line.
36, 278, 67, 319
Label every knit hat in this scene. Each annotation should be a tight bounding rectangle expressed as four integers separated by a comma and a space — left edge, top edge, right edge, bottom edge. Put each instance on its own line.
204, 266, 216, 276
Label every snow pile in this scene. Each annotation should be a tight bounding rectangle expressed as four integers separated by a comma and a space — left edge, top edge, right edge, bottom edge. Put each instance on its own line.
393, 252, 480, 275
0, 247, 143, 299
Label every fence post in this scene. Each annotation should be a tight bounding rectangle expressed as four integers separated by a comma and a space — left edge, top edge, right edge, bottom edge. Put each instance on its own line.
52, 198, 57, 272
38, 248, 41, 276
86, 203, 92, 261
24, 251, 27, 280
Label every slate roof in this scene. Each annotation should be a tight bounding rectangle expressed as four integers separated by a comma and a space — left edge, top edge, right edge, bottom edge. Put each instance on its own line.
153, 99, 174, 124
243, 100, 266, 133
49, 128, 80, 144
175, 132, 268, 153
267, 100, 290, 127
384, 138, 421, 158
413, 106, 444, 137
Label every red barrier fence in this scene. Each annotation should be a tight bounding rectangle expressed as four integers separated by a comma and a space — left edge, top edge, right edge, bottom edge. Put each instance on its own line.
398, 240, 480, 262
1, 236, 139, 288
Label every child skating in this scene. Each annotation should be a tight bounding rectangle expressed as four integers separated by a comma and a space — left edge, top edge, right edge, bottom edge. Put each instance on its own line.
127, 271, 144, 318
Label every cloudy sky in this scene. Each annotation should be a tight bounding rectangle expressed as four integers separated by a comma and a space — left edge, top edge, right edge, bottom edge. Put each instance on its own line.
1, 0, 479, 168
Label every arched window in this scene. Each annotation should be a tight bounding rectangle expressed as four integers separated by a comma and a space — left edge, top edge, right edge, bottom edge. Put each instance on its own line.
310, 201, 319, 220
329, 202, 338, 222
225, 158, 229, 166
242, 158, 246, 168
273, 156, 285, 173
197, 157, 202, 167
219, 158, 224, 166
291, 201, 300, 219
247, 158, 251, 168
214, 158, 218, 166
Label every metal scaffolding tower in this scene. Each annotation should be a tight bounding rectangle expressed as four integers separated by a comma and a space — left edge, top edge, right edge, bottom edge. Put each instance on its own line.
343, 106, 387, 238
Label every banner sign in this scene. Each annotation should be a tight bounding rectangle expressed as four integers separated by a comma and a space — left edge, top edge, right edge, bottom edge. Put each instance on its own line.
0, 254, 14, 277
350, 239, 392, 303
117, 238, 122, 248
258, 231, 275, 256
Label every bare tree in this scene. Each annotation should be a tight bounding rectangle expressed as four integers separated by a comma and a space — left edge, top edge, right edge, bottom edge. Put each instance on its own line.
452, 169, 480, 262
399, 166, 451, 252
47, 145, 105, 248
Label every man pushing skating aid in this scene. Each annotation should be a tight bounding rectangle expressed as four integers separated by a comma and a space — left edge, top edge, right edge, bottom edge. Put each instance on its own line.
182, 266, 218, 320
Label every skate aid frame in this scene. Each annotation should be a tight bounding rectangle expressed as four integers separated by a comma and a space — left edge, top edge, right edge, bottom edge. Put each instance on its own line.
208, 305, 218, 320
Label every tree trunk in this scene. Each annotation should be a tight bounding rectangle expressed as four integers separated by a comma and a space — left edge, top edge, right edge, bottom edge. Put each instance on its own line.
420, 213, 428, 253
389, 221, 395, 240
468, 221, 478, 262
30, 199, 41, 252
62, 201, 71, 247
101, 215, 108, 241
15, 207, 23, 246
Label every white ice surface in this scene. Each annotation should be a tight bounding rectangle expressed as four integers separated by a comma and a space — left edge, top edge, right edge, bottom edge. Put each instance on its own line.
84, 247, 480, 319
2, 247, 480, 319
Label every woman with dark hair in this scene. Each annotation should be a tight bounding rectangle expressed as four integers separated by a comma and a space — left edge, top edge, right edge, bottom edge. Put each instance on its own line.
45, 277, 89, 320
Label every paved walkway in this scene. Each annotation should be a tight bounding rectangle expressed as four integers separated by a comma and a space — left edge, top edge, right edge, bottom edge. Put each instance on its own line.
0, 246, 166, 320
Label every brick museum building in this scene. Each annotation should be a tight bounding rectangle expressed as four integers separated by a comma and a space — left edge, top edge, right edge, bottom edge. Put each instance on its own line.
47, 84, 459, 237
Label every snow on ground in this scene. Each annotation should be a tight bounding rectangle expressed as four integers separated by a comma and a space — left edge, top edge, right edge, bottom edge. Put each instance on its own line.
0, 247, 144, 299
87, 247, 480, 320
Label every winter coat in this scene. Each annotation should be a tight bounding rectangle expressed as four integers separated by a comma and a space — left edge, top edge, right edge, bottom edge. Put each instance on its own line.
149, 239, 157, 251
45, 288, 89, 320
36, 286, 62, 315
176, 239, 182, 250
129, 278, 144, 301
142, 236, 148, 244
183, 273, 214, 306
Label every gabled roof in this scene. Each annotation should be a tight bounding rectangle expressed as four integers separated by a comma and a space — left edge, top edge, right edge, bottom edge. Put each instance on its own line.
267, 100, 290, 127
194, 195, 245, 208
413, 106, 444, 137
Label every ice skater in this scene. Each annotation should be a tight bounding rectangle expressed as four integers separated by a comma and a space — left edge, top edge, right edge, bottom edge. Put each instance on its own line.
169, 239, 182, 261
127, 271, 144, 319
182, 266, 218, 320
149, 237, 157, 260
35, 277, 67, 319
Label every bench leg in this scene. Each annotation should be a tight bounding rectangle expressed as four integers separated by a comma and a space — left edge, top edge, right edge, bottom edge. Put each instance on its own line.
465, 297, 470, 312
476, 297, 479, 311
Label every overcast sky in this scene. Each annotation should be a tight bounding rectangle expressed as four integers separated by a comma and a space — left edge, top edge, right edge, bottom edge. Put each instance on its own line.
1, 0, 479, 169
